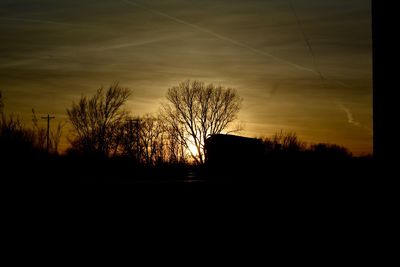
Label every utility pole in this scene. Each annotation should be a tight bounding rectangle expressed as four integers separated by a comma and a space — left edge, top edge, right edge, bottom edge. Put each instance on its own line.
41, 114, 55, 153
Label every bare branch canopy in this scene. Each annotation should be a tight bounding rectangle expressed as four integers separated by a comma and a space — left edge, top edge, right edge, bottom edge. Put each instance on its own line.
66, 83, 131, 156
161, 80, 242, 164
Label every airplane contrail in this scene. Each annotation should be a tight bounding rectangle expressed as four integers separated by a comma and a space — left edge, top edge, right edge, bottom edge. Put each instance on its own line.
337, 101, 372, 135
287, 0, 354, 91
94, 38, 168, 51
121, 0, 318, 74
122, 0, 353, 90
337, 102, 361, 127
288, 0, 325, 82
0, 17, 85, 27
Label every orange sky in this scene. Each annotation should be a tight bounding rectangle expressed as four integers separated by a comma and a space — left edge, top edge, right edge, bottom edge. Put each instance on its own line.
0, 0, 372, 155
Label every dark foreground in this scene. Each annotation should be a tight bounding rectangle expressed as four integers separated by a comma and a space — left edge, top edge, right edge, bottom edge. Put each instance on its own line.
2, 155, 381, 187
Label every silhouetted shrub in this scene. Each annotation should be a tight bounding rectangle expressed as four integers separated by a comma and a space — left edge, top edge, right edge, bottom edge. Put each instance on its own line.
309, 143, 352, 160
0, 113, 48, 160
260, 131, 307, 160
0, 92, 60, 160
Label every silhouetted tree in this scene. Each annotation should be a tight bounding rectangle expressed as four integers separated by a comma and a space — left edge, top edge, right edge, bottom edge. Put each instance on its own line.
262, 131, 306, 154
162, 116, 188, 164
161, 80, 242, 164
309, 143, 352, 160
30, 109, 65, 154
118, 117, 139, 159
118, 114, 166, 165
50, 121, 65, 154
31, 109, 47, 150
1, 112, 34, 156
0, 97, 45, 157
66, 83, 131, 156
0, 91, 4, 114
139, 114, 165, 165
0, 92, 64, 157
260, 131, 353, 161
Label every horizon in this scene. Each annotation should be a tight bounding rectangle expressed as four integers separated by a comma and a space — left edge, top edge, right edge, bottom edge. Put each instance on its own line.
0, 0, 372, 155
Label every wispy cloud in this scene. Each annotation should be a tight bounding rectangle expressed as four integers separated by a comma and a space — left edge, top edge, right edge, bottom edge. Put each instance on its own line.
121, 0, 354, 91
122, 0, 317, 74
0, 17, 85, 27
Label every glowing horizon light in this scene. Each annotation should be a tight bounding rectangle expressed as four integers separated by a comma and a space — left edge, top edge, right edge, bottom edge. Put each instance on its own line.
187, 142, 199, 158
0, 0, 372, 156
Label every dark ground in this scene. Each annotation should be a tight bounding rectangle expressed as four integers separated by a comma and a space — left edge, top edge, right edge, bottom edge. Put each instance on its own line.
3, 154, 381, 187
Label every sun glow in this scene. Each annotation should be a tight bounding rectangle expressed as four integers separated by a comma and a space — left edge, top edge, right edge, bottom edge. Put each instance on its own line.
187, 142, 199, 157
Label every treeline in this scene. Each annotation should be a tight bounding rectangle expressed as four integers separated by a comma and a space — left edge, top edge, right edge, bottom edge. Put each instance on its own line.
1, 80, 365, 173
259, 131, 353, 161
0, 91, 63, 159
1, 81, 242, 167
63, 81, 242, 166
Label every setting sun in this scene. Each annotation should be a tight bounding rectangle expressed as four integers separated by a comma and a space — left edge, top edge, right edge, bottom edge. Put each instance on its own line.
186, 135, 200, 159
187, 143, 199, 158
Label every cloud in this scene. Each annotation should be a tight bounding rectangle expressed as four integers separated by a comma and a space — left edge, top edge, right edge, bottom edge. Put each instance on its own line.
0, 17, 85, 27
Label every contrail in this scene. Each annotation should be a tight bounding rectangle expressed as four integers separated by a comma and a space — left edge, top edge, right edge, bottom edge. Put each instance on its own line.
288, 1, 353, 90
338, 101, 372, 134
94, 38, 167, 51
122, 0, 353, 90
122, 0, 353, 91
288, 0, 327, 85
0, 17, 84, 27
122, 0, 317, 74
337, 102, 361, 127
291, 0, 364, 135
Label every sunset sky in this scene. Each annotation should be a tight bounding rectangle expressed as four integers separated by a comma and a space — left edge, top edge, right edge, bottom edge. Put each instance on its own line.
0, 0, 372, 155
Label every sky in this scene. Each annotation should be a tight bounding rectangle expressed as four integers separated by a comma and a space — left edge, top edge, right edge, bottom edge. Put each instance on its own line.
0, 0, 372, 155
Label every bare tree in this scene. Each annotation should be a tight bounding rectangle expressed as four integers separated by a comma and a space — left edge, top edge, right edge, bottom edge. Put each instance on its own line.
138, 114, 165, 165
1, 94, 58, 155
261, 131, 306, 153
1, 98, 44, 156
66, 83, 131, 156
119, 114, 170, 165
31, 109, 47, 150
50, 121, 66, 154
161, 80, 242, 164
162, 116, 188, 164
118, 117, 139, 159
